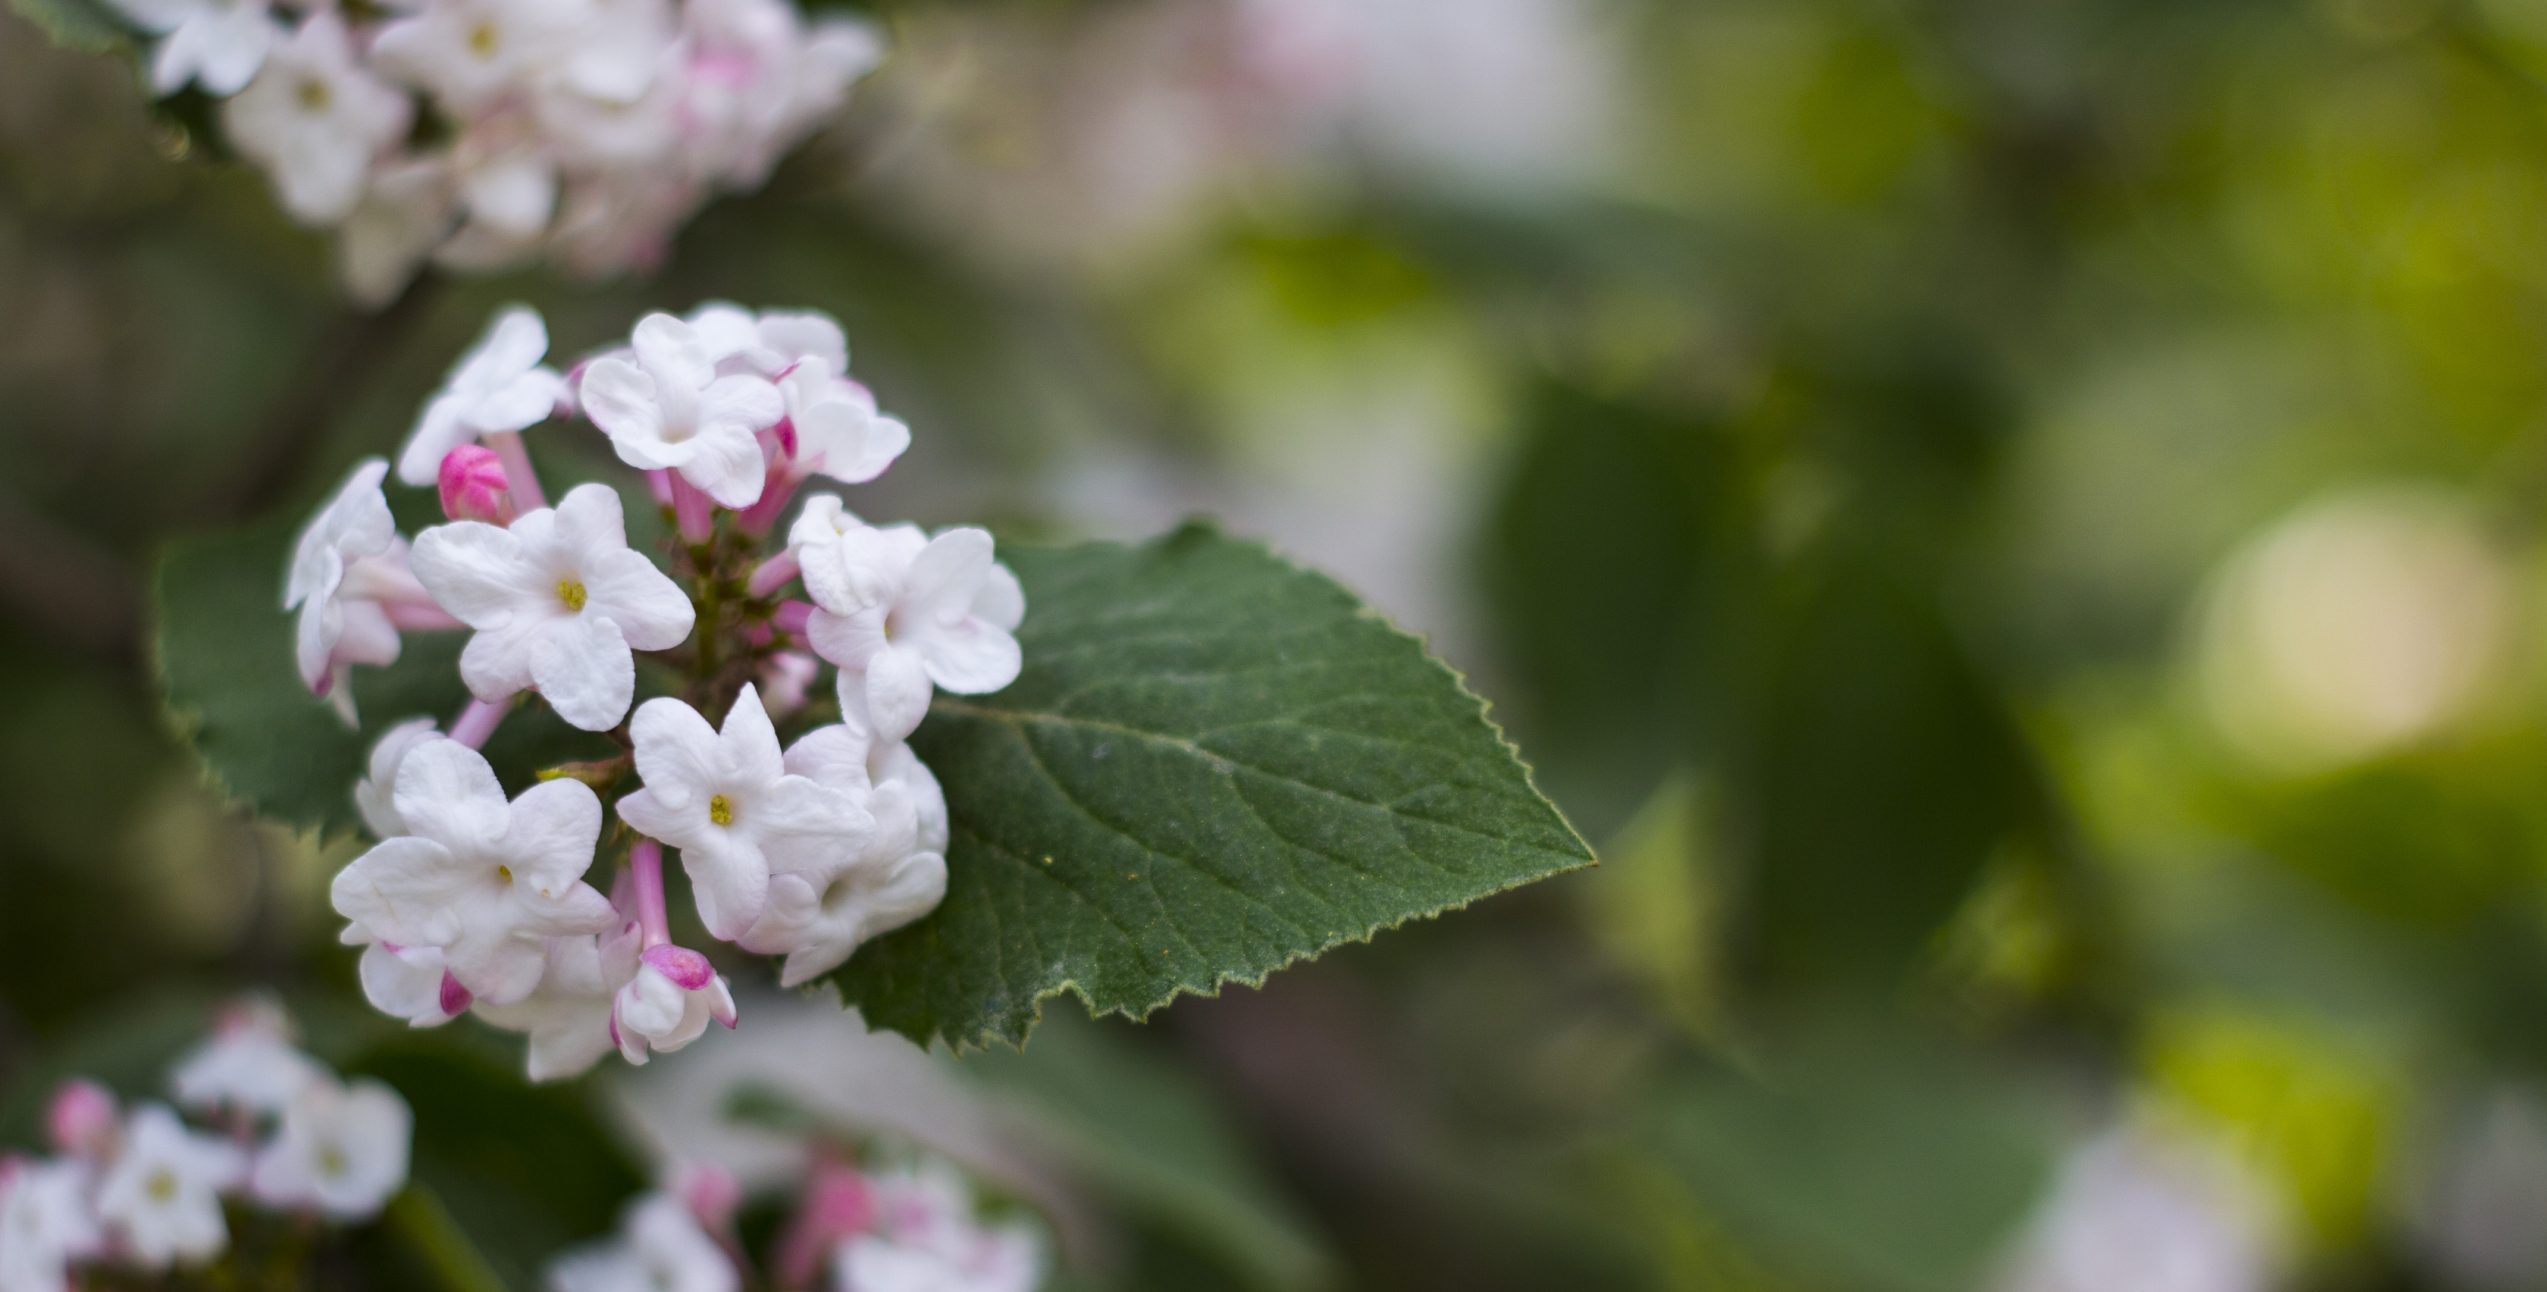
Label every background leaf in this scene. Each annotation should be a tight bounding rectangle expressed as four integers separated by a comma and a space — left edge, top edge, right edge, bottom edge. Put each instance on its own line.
152, 504, 630, 837
833, 525, 1594, 1049
7, 0, 122, 52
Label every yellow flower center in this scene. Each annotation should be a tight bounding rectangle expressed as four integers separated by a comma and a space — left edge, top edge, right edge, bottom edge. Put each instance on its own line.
557, 579, 587, 612
296, 77, 332, 112
708, 794, 734, 827
317, 1144, 347, 1177
146, 1169, 177, 1202
496, 864, 514, 886
467, 20, 500, 57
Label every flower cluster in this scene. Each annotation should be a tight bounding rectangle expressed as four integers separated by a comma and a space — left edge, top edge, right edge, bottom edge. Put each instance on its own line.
291, 302, 1020, 1081
0, 1001, 412, 1292
102, 0, 882, 300
550, 1155, 1043, 1292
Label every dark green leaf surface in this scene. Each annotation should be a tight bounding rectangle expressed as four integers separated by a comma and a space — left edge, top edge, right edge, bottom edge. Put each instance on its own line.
153, 514, 608, 836
836, 525, 1593, 1049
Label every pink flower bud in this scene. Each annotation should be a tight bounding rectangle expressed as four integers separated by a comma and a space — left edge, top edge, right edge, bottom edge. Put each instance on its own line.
639, 944, 715, 991
45, 1080, 116, 1157
674, 1162, 742, 1230
775, 1161, 875, 1288
437, 444, 514, 524
438, 971, 474, 1018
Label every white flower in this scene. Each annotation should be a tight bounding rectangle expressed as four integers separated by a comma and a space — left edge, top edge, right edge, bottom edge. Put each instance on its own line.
284, 458, 413, 723
738, 722, 948, 983
548, 1192, 739, 1292
222, 13, 411, 226
616, 684, 873, 941
779, 358, 908, 486
532, 0, 684, 169
474, 924, 643, 1081
674, 0, 806, 187
329, 740, 619, 1005
1995, 1126, 2281, 1292
804, 525, 1024, 742
758, 648, 821, 716
170, 1002, 323, 1118
611, 945, 737, 1065
783, 720, 946, 856
371, 0, 591, 115
836, 1230, 1044, 1292
354, 717, 444, 838
683, 303, 844, 377
410, 483, 695, 732
580, 314, 785, 508
843, 1164, 1043, 1292
93, 1105, 241, 1268
341, 156, 457, 307
0, 1158, 101, 1292
740, 764, 944, 988
788, 18, 885, 135
352, 934, 466, 1028
104, 0, 280, 96
396, 305, 569, 487
434, 113, 563, 273
249, 1076, 411, 1220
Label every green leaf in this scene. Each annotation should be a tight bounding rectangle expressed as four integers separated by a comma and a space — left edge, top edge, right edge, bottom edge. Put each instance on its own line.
1639, 1022, 2057, 1292
1734, 544, 2041, 988
1479, 381, 1756, 834
7, 0, 125, 52
832, 525, 1592, 1049
152, 511, 617, 836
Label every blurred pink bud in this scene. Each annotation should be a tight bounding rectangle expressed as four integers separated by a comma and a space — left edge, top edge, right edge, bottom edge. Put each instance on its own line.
45, 1080, 116, 1156
675, 1162, 742, 1230
437, 445, 514, 524
438, 971, 474, 1018
776, 1161, 874, 1287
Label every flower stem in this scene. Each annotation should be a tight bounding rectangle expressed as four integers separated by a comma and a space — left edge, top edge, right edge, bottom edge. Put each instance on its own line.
382, 601, 466, 631
734, 466, 802, 537
671, 476, 715, 544
747, 550, 801, 599
449, 698, 507, 750
484, 431, 546, 513
631, 838, 671, 948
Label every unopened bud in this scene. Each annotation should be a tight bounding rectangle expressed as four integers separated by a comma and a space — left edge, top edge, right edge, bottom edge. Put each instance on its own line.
675, 1162, 742, 1229
45, 1080, 116, 1157
438, 444, 514, 524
